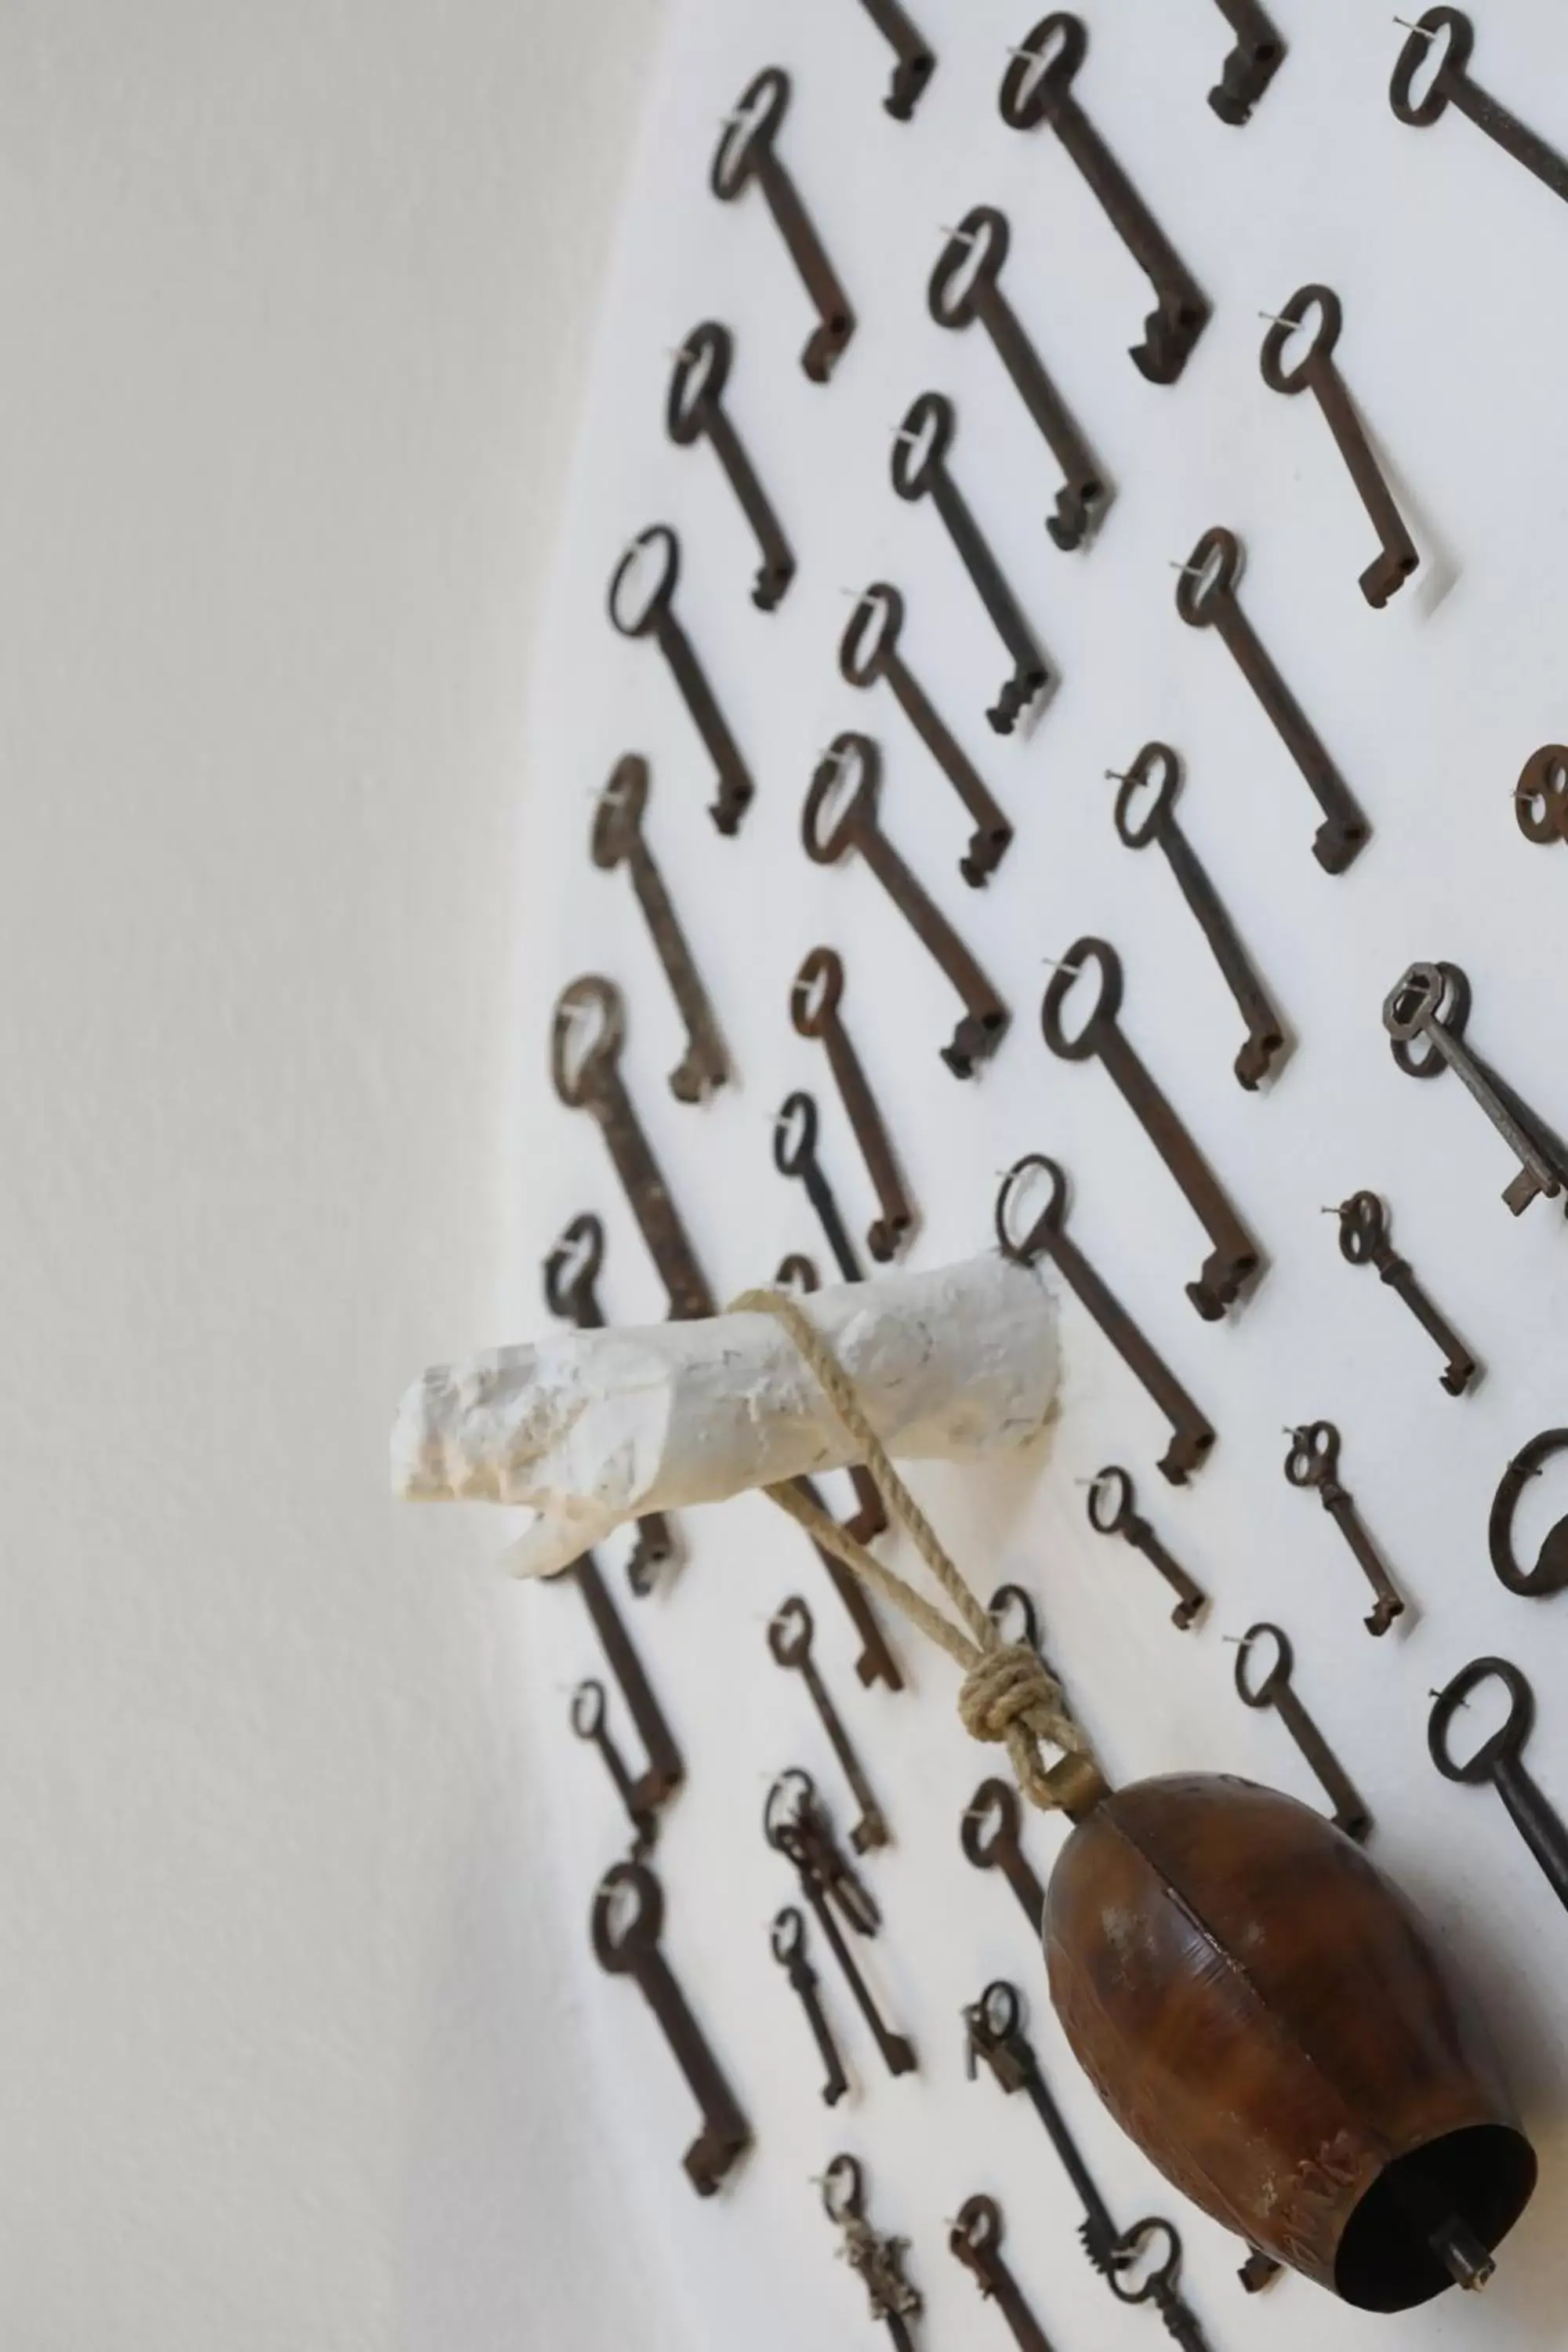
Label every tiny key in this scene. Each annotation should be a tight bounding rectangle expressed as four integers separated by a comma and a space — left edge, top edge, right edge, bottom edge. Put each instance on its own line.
1086, 1465, 1207, 1629
1383, 960, 1568, 1217
666, 323, 794, 612
1207, 0, 1287, 125
1285, 1420, 1406, 1635
1391, 10, 1568, 212
608, 526, 755, 835
1234, 1621, 1371, 1841
774, 1091, 863, 1284
1430, 1657, 1568, 1915
711, 70, 855, 383
590, 756, 730, 1103
1330, 1190, 1478, 1396
770, 1904, 849, 2104
791, 948, 916, 1262
769, 1595, 891, 1853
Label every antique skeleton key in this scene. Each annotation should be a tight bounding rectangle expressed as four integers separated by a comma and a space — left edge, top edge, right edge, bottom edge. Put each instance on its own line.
1430, 1659, 1568, 1916
591, 1859, 751, 2194
608, 526, 754, 836
999, 16, 1210, 385
1108, 741, 1287, 1088
822, 2155, 924, 2349
571, 1679, 658, 1854
891, 394, 1051, 734
928, 206, 1108, 552
711, 69, 855, 383
791, 949, 916, 1262
1087, 1467, 1207, 1629
550, 977, 717, 1319
996, 1153, 1216, 1483
1383, 960, 1568, 1216
1330, 1191, 1478, 1396
1208, 0, 1286, 125
858, 0, 935, 120
1176, 526, 1369, 873
1043, 938, 1262, 1319
543, 1214, 676, 1592
840, 583, 1012, 885
666, 324, 794, 612
775, 1091, 863, 1283
961, 1777, 1047, 1936
1391, 9, 1568, 210
1515, 745, 1568, 846
804, 733, 1010, 1076
566, 1558, 684, 1835
769, 1597, 891, 1853
1261, 286, 1418, 608
1285, 1420, 1406, 1636
770, 1904, 849, 2104
1489, 1431, 1568, 1599
949, 2196, 1059, 2352
591, 757, 730, 1103
1234, 1622, 1371, 1841
766, 1773, 916, 2077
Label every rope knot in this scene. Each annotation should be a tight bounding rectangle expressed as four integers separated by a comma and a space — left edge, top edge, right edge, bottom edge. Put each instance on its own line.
959, 1641, 1065, 1748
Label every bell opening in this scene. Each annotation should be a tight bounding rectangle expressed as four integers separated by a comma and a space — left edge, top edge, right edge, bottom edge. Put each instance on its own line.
1334, 2125, 1537, 2312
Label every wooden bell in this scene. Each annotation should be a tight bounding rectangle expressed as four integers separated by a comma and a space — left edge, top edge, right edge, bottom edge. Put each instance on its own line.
1046, 1773, 1537, 2311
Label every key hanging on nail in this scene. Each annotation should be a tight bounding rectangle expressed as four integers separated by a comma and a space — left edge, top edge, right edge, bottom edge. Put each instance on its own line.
711, 69, 856, 382
1086, 1466, 1207, 1629
1391, 10, 1568, 210
1382, 960, 1568, 1216
766, 1773, 916, 2077
1207, 0, 1287, 125
775, 1091, 863, 1283
1329, 1190, 1479, 1396
791, 949, 916, 1263
564, 1550, 683, 1817
960, 1777, 1047, 1936
666, 324, 794, 612
591, 757, 731, 1103
857, 0, 936, 120
769, 1596, 891, 1853
949, 2194, 1061, 2352
1488, 1430, 1568, 1598
1515, 745, 1568, 846
1284, 1420, 1407, 1636
570, 1679, 659, 1853
1429, 1658, 1568, 1916
608, 527, 755, 835
770, 1904, 849, 2104
1233, 1622, 1371, 1840
821, 2155, 924, 2350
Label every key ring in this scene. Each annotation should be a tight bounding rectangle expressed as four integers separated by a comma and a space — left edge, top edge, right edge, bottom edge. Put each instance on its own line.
590, 1857, 662, 1968
1109, 2216, 1184, 2304
1489, 1432, 1568, 1596
1233, 1622, 1293, 1709
960, 1777, 1018, 1868
1284, 1420, 1339, 1490
1428, 1657, 1534, 1783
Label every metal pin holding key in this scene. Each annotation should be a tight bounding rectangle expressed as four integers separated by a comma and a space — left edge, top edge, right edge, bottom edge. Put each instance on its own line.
1086, 1466, 1208, 1629
1233, 1623, 1371, 1840
1430, 1658, 1568, 1916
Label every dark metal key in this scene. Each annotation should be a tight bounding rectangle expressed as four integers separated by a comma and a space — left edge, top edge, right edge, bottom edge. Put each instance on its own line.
770, 1904, 848, 2104
1108, 740, 1287, 1089
804, 732, 1010, 1076
949, 2195, 1058, 2352
791, 948, 915, 1263
1234, 1621, 1370, 1841
1430, 1657, 1568, 1915
1261, 285, 1418, 608
767, 1773, 916, 2077
995, 1153, 1217, 1483
822, 2155, 924, 2349
929, 205, 1108, 551
961, 1777, 1046, 1936
1391, 9, 1568, 210
1285, 1420, 1406, 1636
568, 1554, 684, 1825
1208, 0, 1287, 125
891, 395, 1051, 734
1176, 526, 1369, 873
840, 583, 1012, 886
775, 1091, 863, 1283
666, 323, 794, 612
1000, 16, 1210, 385
591, 756, 730, 1103
551, 977, 717, 1319
711, 69, 855, 383
1490, 1430, 1568, 1599
858, 0, 935, 120
1515, 745, 1568, 847
608, 526, 754, 836
1383, 960, 1568, 1217
1042, 938, 1262, 1319
769, 1596, 891, 1853
572, 1678, 659, 1854
1087, 1466, 1207, 1629
591, 1858, 751, 2194
543, 1215, 677, 1594
1330, 1190, 1478, 1396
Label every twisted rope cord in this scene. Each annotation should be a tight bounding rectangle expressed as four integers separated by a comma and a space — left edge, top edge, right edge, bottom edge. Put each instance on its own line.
731, 1287, 1102, 1814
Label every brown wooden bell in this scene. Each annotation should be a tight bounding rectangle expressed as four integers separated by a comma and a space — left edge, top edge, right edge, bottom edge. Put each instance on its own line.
1045, 1773, 1537, 2311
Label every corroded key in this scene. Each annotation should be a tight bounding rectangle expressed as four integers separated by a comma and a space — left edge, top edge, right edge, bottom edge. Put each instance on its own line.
773, 1252, 888, 1549
1383, 960, 1568, 1217
1285, 1420, 1406, 1636
1108, 740, 1287, 1089
891, 394, 1051, 734
1000, 16, 1210, 385
711, 68, 856, 383
1261, 286, 1418, 608
1042, 938, 1262, 1319
591, 1859, 751, 2194
771, 1905, 849, 2103
1175, 526, 1369, 873
608, 526, 755, 836
769, 1597, 890, 1853
775, 1091, 863, 1284
1515, 745, 1568, 846
858, 0, 935, 120
961, 1777, 1046, 1936
591, 756, 730, 1103
1208, 0, 1286, 125
840, 583, 1012, 886
995, 1153, 1216, 1483
1330, 1190, 1478, 1396
949, 2195, 1059, 2352
1430, 1657, 1568, 1917
666, 323, 794, 612
767, 1773, 916, 2078
822, 2155, 924, 2350
543, 1213, 676, 1595
1086, 1466, 1207, 1630
804, 732, 1010, 1076
791, 948, 916, 1263
551, 976, 717, 1319
1392, 9, 1568, 210
1233, 1621, 1370, 1841
928, 206, 1108, 551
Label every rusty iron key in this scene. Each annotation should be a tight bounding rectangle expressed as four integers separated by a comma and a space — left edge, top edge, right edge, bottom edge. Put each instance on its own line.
1108, 741, 1287, 1089
1285, 1420, 1406, 1636
996, 1153, 1216, 1483
666, 323, 794, 612
769, 1596, 891, 1853
543, 1214, 677, 1593
1043, 938, 1263, 1319
1330, 1191, 1478, 1396
1176, 527, 1370, 874
568, 1554, 684, 1826
571, 1679, 659, 1854
1489, 1430, 1568, 1599
1383, 960, 1568, 1217
608, 526, 754, 836
791, 949, 916, 1262
1087, 1466, 1208, 1630
767, 1773, 916, 2077
771, 1904, 849, 2104
822, 2156, 924, 2350
1234, 1622, 1371, 1842
804, 733, 1010, 1076
1515, 745, 1568, 847
591, 1858, 751, 2194
591, 757, 731, 1104
1000, 16, 1210, 385
949, 2195, 1059, 2352
551, 977, 717, 1319
711, 70, 856, 383
961, 1777, 1047, 1936
1208, 0, 1287, 124
928, 206, 1108, 551
840, 583, 1012, 886
775, 1091, 863, 1284
1392, 9, 1568, 209
891, 394, 1052, 735
858, 0, 935, 119
1261, 286, 1419, 608
1429, 1658, 1568, 1915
